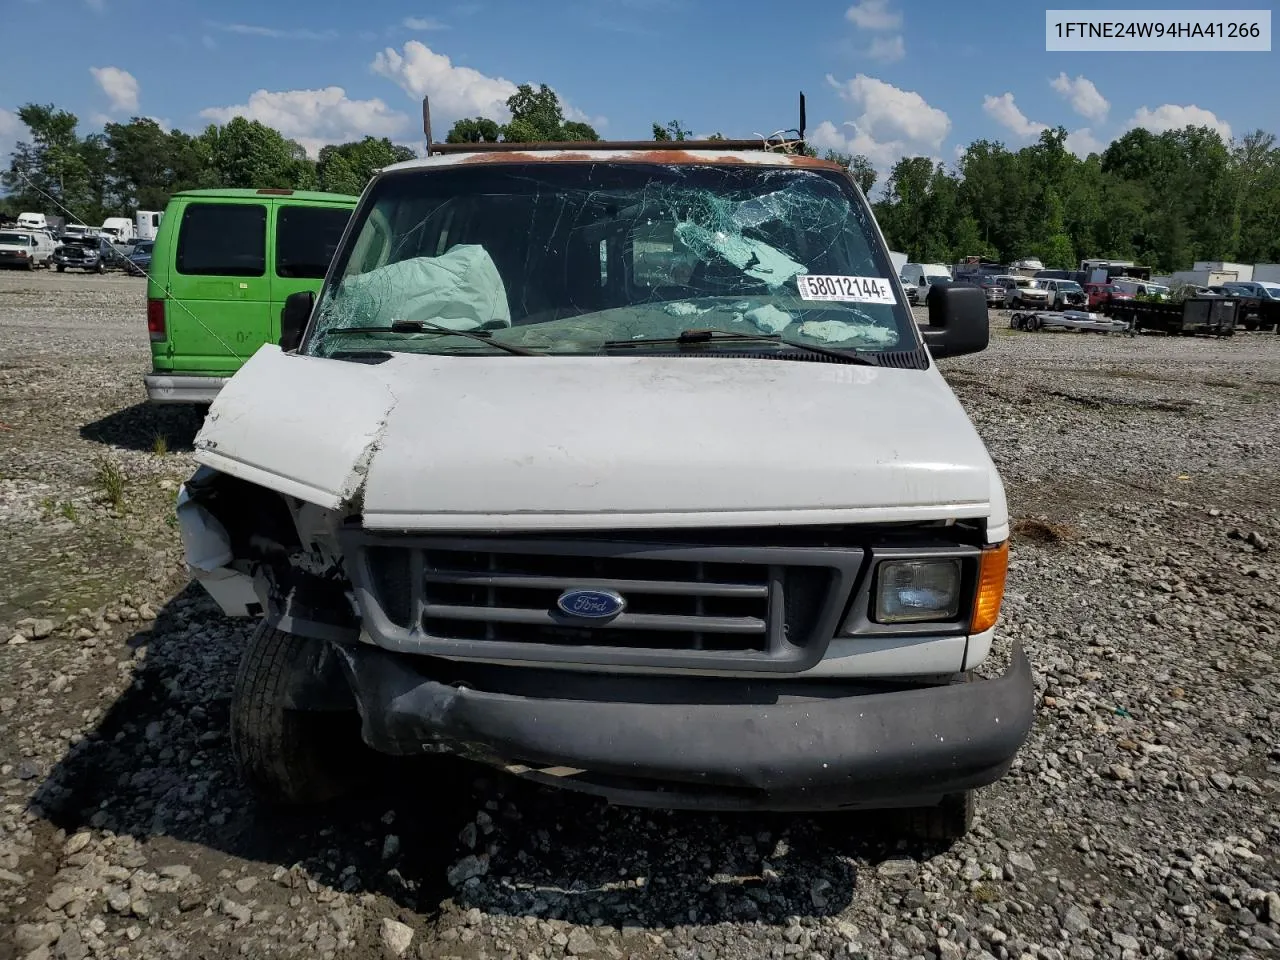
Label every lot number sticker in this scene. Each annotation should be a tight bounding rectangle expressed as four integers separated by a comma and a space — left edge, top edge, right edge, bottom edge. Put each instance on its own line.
796, 274, 896, 304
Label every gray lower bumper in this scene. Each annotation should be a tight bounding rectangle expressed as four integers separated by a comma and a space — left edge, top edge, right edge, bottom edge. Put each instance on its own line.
336, 641, 1037, 812
143, 374, 228, 404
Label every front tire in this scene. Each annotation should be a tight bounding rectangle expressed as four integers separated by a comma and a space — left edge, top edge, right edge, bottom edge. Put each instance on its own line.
230, 622, 366, 806
56, 265, 65, 272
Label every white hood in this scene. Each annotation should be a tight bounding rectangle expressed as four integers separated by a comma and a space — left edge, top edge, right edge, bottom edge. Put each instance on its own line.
194, 346, 1006, 535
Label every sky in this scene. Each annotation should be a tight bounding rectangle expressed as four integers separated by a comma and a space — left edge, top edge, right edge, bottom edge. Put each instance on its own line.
2, 0, 1277, 196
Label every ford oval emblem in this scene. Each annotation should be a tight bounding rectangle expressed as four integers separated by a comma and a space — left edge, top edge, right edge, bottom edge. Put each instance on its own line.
556, 588, 626, 620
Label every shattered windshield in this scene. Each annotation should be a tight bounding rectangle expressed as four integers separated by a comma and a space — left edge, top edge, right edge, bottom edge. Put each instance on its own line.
305, 162, 916, 359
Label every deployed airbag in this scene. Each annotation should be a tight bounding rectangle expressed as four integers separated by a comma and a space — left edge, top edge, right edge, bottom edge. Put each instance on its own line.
326, 244, 511, 331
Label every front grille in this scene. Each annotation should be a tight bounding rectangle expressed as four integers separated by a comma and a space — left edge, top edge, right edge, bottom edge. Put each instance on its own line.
348, 533, 864, 672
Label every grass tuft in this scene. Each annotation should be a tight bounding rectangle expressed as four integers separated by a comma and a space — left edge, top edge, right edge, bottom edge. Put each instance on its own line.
94, 458, 125, 511
151, 433, 168, 456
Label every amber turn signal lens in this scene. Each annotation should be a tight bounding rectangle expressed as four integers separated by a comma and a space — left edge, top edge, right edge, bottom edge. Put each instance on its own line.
970, 541, 1009, 634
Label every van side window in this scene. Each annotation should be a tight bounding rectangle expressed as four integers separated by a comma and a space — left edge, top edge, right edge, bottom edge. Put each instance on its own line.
276, 206, 352, 279
176, 203, 266, 277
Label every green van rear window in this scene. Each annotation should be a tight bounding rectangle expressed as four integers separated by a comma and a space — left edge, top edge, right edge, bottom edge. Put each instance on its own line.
275, 205, 351, 279
176, 203, 266, 277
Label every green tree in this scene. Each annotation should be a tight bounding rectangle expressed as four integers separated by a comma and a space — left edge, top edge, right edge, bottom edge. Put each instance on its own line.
443, 83, 599, 144
652, 120, 693, 141
317, 137, 415, 195
445, 117, 502, 144
2, 104, 92, 218
196, 117, 315, 190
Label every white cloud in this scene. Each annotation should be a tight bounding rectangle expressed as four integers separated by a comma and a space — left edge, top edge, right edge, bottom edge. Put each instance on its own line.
1050, 72, 1109, 123
844, 0, 904, 63
200, 86, 409, 159
1065, 127, 1105, 158
207, 21, 339, 40
371, 41, 519, 123
867, 35, 905, 62
982, 92, 1048, 139
403, 16, 446, 30
1128, 104, 1231, 140
201, 35, 217, 49
814, 74, 950, 171
90, 66, 140, 113
845, 0, 899, 30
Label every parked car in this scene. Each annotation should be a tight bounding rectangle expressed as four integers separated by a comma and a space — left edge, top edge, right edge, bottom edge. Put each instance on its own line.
0, 229, 55, 269
1042, 278, 1087, 310
954, 272, 1006, 307
1111, 279, 1170, 301
1084, 281, 1133, 310
997, 275, 1050, 309
144, 188, 359, 405
126, 239, 154, 277
52, 235, 106, 273
1220, 280, 1280, 301
174, 141, 1034, 841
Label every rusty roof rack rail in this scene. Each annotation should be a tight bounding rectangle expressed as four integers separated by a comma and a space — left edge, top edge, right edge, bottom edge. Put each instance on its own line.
421, 93, 807, 158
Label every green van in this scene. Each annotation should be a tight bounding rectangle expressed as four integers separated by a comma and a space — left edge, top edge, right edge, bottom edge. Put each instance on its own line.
144, 188, 359, 404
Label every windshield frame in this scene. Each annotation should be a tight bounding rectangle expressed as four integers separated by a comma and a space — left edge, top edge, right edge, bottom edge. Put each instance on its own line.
299, 159, 927, 366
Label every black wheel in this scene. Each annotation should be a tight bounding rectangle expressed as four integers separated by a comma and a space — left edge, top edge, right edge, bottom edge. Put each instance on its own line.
24, 259, 34, 271
896, 791, 975, 842
1029, 314, 1042, 331
1244, 321, 1258, 331
56, 265, 65, 272
95, 262, 105, 274
230, 621, 367, 806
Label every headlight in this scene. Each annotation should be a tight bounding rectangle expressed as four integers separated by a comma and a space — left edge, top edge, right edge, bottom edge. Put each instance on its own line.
873, 559, 962, 623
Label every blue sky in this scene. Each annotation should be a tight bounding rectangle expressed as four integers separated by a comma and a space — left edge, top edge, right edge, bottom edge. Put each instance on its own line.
2, 0, 1276, 195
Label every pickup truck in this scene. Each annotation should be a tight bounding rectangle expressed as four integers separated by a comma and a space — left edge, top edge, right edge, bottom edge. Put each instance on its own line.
173, 136, 1035, 840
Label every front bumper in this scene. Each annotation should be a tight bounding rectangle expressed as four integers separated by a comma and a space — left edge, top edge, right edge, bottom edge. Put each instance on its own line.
144, 373, 228, 404
335, 640, 1036, 812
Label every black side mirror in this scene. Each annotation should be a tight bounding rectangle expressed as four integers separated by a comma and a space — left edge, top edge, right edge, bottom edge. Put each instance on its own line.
918, 284, 988, 359
280, 290, 315, 352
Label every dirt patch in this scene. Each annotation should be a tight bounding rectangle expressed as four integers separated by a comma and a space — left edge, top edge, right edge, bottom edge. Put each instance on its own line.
1011, 517, 1076, 544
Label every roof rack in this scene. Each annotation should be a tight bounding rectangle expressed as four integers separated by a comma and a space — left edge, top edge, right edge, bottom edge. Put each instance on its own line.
422, 93, 807, 158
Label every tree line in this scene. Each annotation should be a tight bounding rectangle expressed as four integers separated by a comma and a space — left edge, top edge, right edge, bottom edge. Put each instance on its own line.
5, 83, 1277, 272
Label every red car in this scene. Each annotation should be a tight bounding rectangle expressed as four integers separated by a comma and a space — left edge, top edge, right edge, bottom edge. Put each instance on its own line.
1084, 282, 1133, 310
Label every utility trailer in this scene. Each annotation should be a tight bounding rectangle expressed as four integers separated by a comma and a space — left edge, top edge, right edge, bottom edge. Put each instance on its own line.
1106, 297, 1237, 337
1008, 309, 1131, 334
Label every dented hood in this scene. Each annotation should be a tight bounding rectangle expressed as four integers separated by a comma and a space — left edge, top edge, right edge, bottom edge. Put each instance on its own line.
193, 345, 1005, 533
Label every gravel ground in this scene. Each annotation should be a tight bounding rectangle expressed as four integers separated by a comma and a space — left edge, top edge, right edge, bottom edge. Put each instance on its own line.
1, 269, 1277, 960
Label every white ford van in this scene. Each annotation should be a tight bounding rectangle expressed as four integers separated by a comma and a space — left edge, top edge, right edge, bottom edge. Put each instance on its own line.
0, 229, 55, 269
175, 140, 1034, 839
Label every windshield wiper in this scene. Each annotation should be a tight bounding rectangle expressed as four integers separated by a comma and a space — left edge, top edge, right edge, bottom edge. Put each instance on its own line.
314, 319, 539, 356
603, 328, 879, 365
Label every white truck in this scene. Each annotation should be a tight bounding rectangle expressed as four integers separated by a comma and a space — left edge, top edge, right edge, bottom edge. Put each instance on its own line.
173, 137, 1034, 840
100, 217, 135, 243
